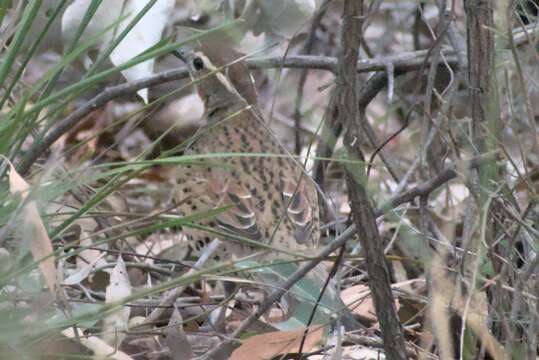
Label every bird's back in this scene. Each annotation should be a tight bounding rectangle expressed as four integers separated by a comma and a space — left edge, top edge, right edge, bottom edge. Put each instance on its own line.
176, 108, 320, 261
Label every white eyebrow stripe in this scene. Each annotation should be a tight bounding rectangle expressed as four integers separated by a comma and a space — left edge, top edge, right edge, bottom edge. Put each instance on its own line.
194, 51, 238, 94
216, 72, 237, 93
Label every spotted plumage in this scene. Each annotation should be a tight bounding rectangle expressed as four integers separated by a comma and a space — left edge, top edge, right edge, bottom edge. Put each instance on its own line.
173, 41, 320, 262
171, 42, 361, 331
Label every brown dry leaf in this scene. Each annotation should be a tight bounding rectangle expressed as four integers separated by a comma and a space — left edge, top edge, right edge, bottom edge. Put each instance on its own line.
341, 285, 375, 322
230, 327, 324, 360
7, 161, 57, 296
163, 308, 194, 360
342, 284, 401, 324
341, 285, 387, 324
77, 236, 107, 270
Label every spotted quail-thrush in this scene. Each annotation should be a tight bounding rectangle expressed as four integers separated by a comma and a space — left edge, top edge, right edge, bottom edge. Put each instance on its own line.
173, 40, 357, 329
174, 43, 320, 262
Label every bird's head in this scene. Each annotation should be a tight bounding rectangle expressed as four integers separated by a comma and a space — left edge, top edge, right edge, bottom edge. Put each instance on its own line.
173, 41, 257, 112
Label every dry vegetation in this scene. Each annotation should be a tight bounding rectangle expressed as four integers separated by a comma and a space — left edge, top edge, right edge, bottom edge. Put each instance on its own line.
0, 0, 538, 359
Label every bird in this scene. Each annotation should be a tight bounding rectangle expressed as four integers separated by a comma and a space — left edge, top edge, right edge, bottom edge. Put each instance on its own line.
173, 41, 320, 263
171, 38, 358, 330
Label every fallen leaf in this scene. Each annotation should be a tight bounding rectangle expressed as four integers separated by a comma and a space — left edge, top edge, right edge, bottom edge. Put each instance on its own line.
309, 345, 387, 359
163, 308, 194, 360
62, 0, 174, 103
230, 327, 323, 360
6, 160, 57, 296
340, 345, 385, 359
62, 327, 133, 360
103, 256, 132, 347
76, 236, 108, 274
341, 284, 400, 324
341, 285, 376, 322
63, 252, 106, 285
109, 0, 174, 102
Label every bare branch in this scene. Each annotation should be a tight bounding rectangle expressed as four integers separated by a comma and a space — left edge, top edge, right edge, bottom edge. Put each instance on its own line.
338, 1, 407, 359
17, 23, 536, 177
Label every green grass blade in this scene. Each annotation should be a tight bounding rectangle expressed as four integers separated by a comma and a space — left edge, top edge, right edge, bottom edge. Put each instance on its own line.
0, 0, 42, 86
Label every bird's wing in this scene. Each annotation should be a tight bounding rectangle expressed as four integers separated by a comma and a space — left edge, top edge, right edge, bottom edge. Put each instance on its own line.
206, 177, 262, 241
281, 176, 317, 246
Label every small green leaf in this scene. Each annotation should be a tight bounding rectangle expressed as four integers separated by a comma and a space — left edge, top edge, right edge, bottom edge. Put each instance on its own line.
236, 261, 341, 330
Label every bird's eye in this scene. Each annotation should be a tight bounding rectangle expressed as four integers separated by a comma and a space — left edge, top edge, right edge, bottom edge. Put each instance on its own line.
193, 57, 204, 71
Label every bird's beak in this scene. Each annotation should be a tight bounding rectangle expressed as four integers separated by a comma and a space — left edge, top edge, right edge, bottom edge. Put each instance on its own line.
172, 49, 187, 63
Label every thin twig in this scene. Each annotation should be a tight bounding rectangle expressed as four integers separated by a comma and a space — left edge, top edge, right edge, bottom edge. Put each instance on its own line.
144, 239, 222, 326
19, 20, 538, 176
293, 0, 332, 154
18, 50, 460, 176
196, 226, 358, 359
376, 152, 499, 217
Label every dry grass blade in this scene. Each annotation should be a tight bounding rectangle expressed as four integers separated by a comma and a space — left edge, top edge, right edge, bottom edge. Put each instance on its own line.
430, 254, 455, 360
431, 253, 509, 360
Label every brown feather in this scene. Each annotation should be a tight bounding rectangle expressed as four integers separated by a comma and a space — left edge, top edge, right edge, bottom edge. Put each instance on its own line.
175, 43, 319, 261
176, 109, 320, 260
